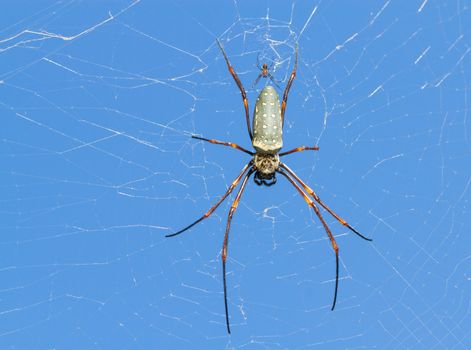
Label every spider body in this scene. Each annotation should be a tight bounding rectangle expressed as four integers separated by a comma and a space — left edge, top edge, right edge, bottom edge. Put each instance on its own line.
252, 86, 283, 154
251, 85, 283, 186
261, 63, 269, 77
253, 153, 280, 186
166, 39, 372, 334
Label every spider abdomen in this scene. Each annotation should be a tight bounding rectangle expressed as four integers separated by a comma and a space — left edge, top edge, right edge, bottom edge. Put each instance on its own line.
252, 86, 283, 154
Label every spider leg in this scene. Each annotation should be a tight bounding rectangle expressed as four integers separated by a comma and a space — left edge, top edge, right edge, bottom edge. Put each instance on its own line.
256, 52, 261, 70
277, 168, 340, 310
252, 73, 263, 88
267, 73, 281, 89
279, 145, 319, 157
192, 135, 254, 155
222, 168, 255, 334
217, 39, 253, 141
281, 44, 298, 126
280, 163, 372, 242
165, 161, 253, 238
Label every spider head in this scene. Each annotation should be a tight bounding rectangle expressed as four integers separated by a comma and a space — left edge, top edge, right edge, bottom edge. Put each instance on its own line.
253, 153, 279, 186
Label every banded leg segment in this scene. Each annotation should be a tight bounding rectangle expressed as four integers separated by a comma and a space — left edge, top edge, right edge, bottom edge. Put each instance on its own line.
192, 135, 254, 155
280, 163, 372, 242
217, 39, 253, 141
222, 168, 255, 334
277, 169, 340, 310
166, 161, 253, 238
279, 145, 319, 157
281, 44, 298, 126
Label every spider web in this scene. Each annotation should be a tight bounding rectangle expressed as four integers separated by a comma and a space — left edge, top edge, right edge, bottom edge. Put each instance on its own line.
1, 0, 470, 348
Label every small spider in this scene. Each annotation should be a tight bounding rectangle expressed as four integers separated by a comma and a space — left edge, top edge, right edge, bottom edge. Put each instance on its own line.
167, 40, 372, 334
252, 53, 279, 88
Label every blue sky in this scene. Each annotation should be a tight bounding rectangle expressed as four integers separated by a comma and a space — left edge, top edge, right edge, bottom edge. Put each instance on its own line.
1, 1, 470, 349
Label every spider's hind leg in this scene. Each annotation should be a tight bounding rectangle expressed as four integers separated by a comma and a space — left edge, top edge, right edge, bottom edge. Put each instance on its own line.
217, 39, 253, 141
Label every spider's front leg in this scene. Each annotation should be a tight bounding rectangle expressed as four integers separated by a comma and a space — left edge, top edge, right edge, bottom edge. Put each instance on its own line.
277, 163, 372, 310
280, 163, 372, 242
165, 161, 253, 238
221, 168, 254, 334
277, 168, 341, 309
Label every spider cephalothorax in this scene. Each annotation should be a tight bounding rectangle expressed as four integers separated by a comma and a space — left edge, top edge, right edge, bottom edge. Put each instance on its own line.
167, 39, 372, 334
253, 153, 279, 186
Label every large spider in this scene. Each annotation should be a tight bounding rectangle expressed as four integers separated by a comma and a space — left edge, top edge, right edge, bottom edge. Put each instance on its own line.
167, 40, 372, 334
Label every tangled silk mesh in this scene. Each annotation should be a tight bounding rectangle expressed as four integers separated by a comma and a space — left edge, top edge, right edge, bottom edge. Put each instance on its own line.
1, 1, 470, 349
